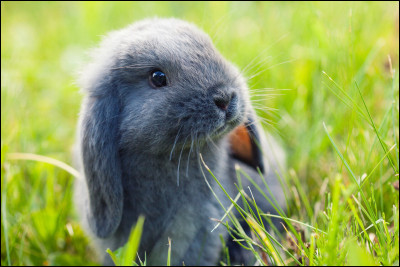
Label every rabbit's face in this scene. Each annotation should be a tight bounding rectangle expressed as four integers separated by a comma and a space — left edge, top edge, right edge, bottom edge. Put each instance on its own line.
83, 19, 250, 155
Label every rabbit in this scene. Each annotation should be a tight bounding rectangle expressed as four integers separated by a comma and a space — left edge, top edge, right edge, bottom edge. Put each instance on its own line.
74, 17, 286, 266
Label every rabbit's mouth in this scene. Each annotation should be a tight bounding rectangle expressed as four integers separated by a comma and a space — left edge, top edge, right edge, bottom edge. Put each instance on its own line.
210, 116, 243, 139
212, 124, 229, 137
209, 102, 245, 139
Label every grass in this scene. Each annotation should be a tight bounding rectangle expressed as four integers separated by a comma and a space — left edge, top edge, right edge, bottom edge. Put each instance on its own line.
1, 1, 399, 266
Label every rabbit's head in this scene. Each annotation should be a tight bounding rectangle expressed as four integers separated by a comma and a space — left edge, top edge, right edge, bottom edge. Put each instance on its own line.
78, 18, 263, 238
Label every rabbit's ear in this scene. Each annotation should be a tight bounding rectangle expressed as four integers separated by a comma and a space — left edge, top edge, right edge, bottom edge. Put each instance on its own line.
80, 93, 123, 238
229, 116, 265, 173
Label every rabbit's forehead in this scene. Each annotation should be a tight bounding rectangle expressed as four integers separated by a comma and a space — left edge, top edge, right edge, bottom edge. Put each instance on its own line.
130, 32, 222, 62
122, 32, 238, 82
123, 21, 224, 62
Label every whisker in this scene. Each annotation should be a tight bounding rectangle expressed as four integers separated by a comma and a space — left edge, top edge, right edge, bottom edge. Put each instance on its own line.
210, 12, 233, 45
176, 134, 189, 187
253, 107, 279, 113
248, 58, 298, 81
195, 134, 202, 174
206, 135, 219, 153
250, 98, 282, 103
240, 33, 289, 76
186, 133, 194, 177
244, 114, 275, 127
170, 125, 183, 161
249, 87, 292, 92
249, 93, 285, 97
243, 56, 274, 78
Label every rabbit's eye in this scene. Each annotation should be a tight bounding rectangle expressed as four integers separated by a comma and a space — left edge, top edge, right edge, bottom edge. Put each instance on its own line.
149, 70, 167, 88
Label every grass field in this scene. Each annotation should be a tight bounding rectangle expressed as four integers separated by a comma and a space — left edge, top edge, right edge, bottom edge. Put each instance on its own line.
1, 1, 399, 266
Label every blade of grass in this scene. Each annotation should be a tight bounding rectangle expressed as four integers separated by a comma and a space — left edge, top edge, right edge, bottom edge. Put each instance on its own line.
219, 234, 230, 266
280, 223, 304, 265
365, 104, 393, 165
322, 81, 367, 121
322, 71, 370, 125
352, 39, 384, 84
323, 122, 384, 242
167, 237, 171, 266
361, 144, 397, 189
390, 61, 399, 167
106, 249, 119, 266
7, 153, 81, 179
355, 82, 398, 174
233, 185, 261, 226
235, 166, 250, 214
248, 186, 266, 230
257, 168, 287, 217
347, 197, 372, 245
261, 214, 327, 235
238, 167, 285, 218
247, 216, 283, 266
121, 215, 145, 266
308, 233, 316, 266
324, 175, 342, 265
211, 192, 241, 233
1, 181, 11, 266
107, 215, 145, 266
287, 169, 314, 221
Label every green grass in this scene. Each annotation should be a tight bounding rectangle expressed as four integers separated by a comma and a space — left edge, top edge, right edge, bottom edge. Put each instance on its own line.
1, 1, 399, 266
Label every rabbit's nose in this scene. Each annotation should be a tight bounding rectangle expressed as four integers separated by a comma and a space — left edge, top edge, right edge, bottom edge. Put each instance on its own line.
214, 97, 229, 111
214, 92, 235, 111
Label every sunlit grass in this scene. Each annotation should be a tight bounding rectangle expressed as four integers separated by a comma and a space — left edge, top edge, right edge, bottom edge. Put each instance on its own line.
1, 1, 399, 266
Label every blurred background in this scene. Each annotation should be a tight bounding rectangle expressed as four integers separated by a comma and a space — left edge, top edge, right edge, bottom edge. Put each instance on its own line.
1, 2, 398, 265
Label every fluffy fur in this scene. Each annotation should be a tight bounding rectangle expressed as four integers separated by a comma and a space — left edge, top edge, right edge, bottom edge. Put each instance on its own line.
74, 18, 286, 265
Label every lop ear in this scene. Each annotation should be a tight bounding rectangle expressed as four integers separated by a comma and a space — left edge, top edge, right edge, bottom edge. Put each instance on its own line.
80, 91, 123, 238
228, 116, 265, 173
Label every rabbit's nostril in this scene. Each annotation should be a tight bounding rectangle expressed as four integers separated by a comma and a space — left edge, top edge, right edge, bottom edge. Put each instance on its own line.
214, 97, 230, 111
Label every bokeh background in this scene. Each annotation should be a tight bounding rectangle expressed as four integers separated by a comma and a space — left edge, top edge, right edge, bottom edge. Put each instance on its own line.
1, 2, 399, 265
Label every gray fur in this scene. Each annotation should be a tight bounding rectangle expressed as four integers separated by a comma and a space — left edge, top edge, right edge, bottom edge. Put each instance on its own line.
74, 18, 286, 265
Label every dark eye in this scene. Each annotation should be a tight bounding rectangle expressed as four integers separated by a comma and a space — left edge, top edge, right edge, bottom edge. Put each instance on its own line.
149, 70, 167, 88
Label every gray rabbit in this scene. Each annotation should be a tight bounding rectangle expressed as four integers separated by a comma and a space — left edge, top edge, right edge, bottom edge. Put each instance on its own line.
74, 18, 286, 266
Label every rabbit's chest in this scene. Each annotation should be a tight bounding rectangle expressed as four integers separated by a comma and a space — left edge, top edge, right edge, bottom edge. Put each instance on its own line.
121, 154, 217, 210
119, 152, 230, 247
122, 165, 218, 252
125, 169, 211, 216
